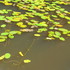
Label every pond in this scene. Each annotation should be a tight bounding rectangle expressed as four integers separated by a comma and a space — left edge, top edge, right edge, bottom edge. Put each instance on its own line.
0, 2, 70, 70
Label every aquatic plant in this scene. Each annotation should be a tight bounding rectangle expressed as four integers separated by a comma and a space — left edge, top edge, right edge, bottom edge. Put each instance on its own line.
0, 53, 11, 60
0, 0, 69, 42
23, 59, 31, 63
34, 34, 41, 37
1, 24, 6, 28
4, 53, 11, 59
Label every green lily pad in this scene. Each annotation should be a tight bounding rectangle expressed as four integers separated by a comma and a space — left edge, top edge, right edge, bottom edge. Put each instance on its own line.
59, 37, 65, 41
0, 36, 7, 39
55, 31, 61, 36
1, 32, 9, 36
37, 28, 47, 33
8, 34, 14, 39
4, 53, 11, 59
0, 16, 6, 20
1, 24, 6, 28
53, 22, 60, 24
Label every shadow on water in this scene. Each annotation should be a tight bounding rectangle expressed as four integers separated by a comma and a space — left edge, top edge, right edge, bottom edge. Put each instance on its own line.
0, 3, 70, 70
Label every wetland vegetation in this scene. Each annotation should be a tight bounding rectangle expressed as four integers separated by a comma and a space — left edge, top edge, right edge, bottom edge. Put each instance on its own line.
0, 0, 70, 66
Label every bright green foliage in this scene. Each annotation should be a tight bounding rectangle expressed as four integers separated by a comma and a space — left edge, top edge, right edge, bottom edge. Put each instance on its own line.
1, 32, 9, 35
37, 28, 47, 33
0, 38, 6, 42
0, 1, 70, 42
0, 16, 6, 20
8, 34, 14, 39
59, 37, 65, 41
58, 28, 69, 34
23, 59, 31, 63
35, 22, 48, 27
68, 21, 70, 24
4, 53, 11, 59
0, 36, 7, 39
55, 31, 61, 36
53, 22, 60, 25
1, 24, 6, 28
51, 15, 58, 18
48, 31, 54, 37
65, 16, 70, 20
9, 31, 21, 35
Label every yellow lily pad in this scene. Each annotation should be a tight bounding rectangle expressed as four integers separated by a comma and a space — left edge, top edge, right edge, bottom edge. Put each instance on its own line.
4, 2, 12, 5
23, 59, 31, 63
19, 52, 24, 56
34, 34, 40, 37
0, 55, 5, 60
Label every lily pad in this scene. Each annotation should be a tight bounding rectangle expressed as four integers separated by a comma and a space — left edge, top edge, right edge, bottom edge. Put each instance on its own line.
1, 32, 9, 35
34, 34, 40, 37
0, 38, 6, 42
23, 59, 31, 63
4, 53, 11, 59
1, 24, 6, 28
59, 37, 65, 41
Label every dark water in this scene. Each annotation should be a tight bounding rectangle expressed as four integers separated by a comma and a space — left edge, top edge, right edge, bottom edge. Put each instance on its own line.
0, 3, 70, 70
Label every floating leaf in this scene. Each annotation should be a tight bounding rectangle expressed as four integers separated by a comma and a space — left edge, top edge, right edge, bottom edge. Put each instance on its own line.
16, 22, 23, 26
41, 16, 47, 19
1, 32, 9, 35
58, 28, 69, 34
9, 31, 18, 34
48, 31, 54, 37
65, 16, 70, 20
0, 16, 6, 20
49, 26, 54, 29
37, 28, 47, 33
55, 31, 61, 36
59, 8, 65, 12
1, 24, 6, 28
0, 38, 6, 42
8, 34, 14, 39
12, 11, 21, 16
46, 37, 55, 40
59, 37, 65, 41
0, 36, 7, 39
4, 53, 11, 59
35, 22, 48, 27
23, 59, 31, 63
34, 34, 40, 37
19, 52, 24, 56
53, 35, 60, 38
55, 24, 63, 27
51, 15, 57, 18
67, 34, 70, 36
0, 55, 5, 60
16, 22, 27, 28
53, 22, 60, 24
20, 29, 33, 32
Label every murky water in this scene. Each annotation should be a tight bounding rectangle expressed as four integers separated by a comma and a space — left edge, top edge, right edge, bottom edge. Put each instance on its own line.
0, 3, 70, 70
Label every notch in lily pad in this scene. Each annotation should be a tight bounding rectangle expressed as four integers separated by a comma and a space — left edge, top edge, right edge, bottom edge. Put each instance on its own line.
1, 24, 6, 28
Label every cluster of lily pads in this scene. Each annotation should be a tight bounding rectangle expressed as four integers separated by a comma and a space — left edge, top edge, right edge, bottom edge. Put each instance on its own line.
0, 0, 70, 42
0, 52, 31, 64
